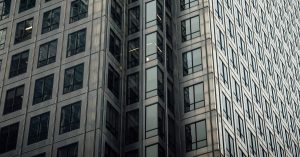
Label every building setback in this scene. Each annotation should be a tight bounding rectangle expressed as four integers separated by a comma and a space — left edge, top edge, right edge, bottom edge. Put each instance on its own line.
0, 0, 299, 157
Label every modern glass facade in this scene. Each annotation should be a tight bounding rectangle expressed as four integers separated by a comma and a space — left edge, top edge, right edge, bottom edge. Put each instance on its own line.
0, 0, 299, 157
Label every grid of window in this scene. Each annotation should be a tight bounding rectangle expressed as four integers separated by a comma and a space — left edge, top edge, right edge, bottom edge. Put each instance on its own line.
41, 7, 60, 34
70, 0, 88, 23
27, 112, 50, 145
14, 18, 33, 44
59, 101, 81, 134
9, 50, 29, 78
0, 122, 19, 154
184, 82, 204, 112
37, 39, 57, 68
182, 48, 202, 76
181, 16, 200, 42
185, 120, 207, 152
63, 63, 84, 94
67, 28, 86, 57
33, 74, 54, 105
3, 85, 24, 115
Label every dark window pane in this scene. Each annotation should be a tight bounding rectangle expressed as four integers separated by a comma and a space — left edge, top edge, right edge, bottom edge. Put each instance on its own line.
14, 18, 33, 44
126, 109, 139, 144
127, 38, 139, 68
9, 50, 29, 78
42, 7, 60, 34
59, 101, 81, 134
0, 122, 19, 154
37, 39, 57, 68
57, 143, 78, 157
3, 85, 24, 115
184, 83, 204, 112
105, 143, 118, 157
0, 28, 7, 49
19, 0, 35, 13
106, 102, 119, 137
109, 30, 121, 62
127, 72, 139, 105
63, 64, 84, 94
108, 64, 120, 98
180, 0, 198, 10
185, 120, 207, 152
128, 6, 139, 34
28, 112, 50, 145
67, 29, 86, 57
33, 74, 54, 104
70, 0, 88, 23
111, 0, 122, 28
181, 16, 200, 42
0, 0, 11, 20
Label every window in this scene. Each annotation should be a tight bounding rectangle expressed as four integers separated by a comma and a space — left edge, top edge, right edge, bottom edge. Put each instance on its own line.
111, 0, 122, 28
248, 130, 257, 156
67, 28, 86, 57
59, 101, 81, 134
145, 103, 164, 139
238, 148, 246, 157
70, 0, 88, 23
41, 7, 60, 34
0, 122, 19, 154
181, 16, 200, 42
3, 85, 24, 115
126, 109, 139, 144
127, 38, 139, 68
216, 27, 225, 52
245, 97, 253, 121
219, 60, 228, 86
27, 112, 50, 145
237, 35, 245, 57
183, 48, 202, 76
180, 0, 198, 10
236, 8, 243, 27
9, 50, 29, 78
0, 28, 6, 49
259, 145, 267, 157
222, 93, 231, 124
252, 81, 260, 103
33, 74, 54, 105
19, 0, 35, 13
14, 18, 33, 44
146, 32, 164, 63
228, 46, 237, 70
232, 80, 240, 102
128, 6, 139, 34
168, 117, 176, 151
226, 16, 235, 40
146, 144, 164, 157
146, 66, 164, 99
215, 0, 223, 21
127, 72, 139, 105
37, 39, 57, 68
242, 65, 249, 87
184, 83, 204, 112
0, 0, 11, 20
106, 102, 119, 137
256, 113, 264, 139
125, 150, 138, 157
109, 30, 121, 62
166, 14, 172, 41
225, 130, 234, 157
108, 65, 120, 98
32, 153, 46, 157
167, 80, 174, 113
236, 113, 244, 141
166, 45, 173, 75
185, 120, 207, 152
63, 63, 84, 94
57, 143, 78, 157
145, 1, 163, 29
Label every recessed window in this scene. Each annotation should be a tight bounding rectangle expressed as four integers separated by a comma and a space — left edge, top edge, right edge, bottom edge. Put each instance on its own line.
108, 65, 120, 98
184, 82, 204, 112
127, 38, 139, 68
185, 120, 207, 152
145, 1, 163, 29
109, 30, 121, 62
248, 130, 257, 155
126, 109, 139, 144
125, 150, 138, 157
111, 0, 122, 28
57, 143, 78, 157
215, 0, 223, 21
33, 74, 54, 105
146, 144, 164, 157
127, 72, 139, 105
222, 93, 231, 124
27, 112, 50, 145
183, 48, 202, 76
146, 66, 164, 99
67, 28, 86, 57
9, 50, 29, 78
145, 103, 164, 139
145, 32, 164, 63
106, 102, 119, 137
181, 16, 200, 42
128, 6, 140, 34
19, 0, 35, 13
0, 28, 7, 49
32, 153, 46, 157
3, 85, 24, 115
232, 80, 240, 103
42, 7, 60, 34
216, 27, 225, 52
225, 130, 235, 157
180, 0, 198, 10
14, 18, 33, 44
63, 63, 84, 94
37, 39, 57, 68
70, 0, 88, 23
0, 122, 19, 154
0, 0, 11, 20
236, 113, 244, 141
219, 59, 228, 86
59, 101, 81, 134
